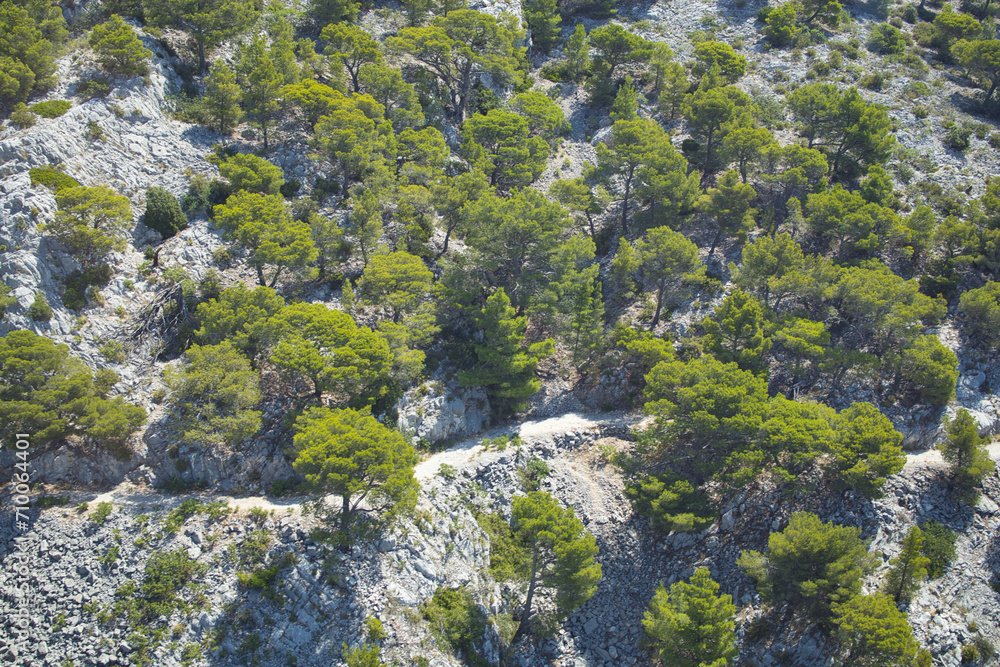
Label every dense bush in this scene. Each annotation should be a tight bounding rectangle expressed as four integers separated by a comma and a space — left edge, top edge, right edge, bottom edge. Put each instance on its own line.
88, 14, 152, 76
9, 103, 35, 128
625, 472, 714, 533
943, 123, 974, 151
420, 587, 488, 666
27, 291, 51, 321
901, 335, 958, 406
143, 186, 188, 239
0, 330, 145, 448
921, 520, 957, 578
959, 281, 1000, 345
738, 512, 878, 619
867, 24, 907, 54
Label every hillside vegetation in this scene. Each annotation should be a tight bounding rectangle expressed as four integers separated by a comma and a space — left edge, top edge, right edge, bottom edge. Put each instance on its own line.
1, 0, 1000, 665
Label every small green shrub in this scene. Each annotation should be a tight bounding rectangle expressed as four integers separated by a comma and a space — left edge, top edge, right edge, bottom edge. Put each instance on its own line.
36, 495, 70, 508
99, 545, 120, 566
100, 340, 126, 363
921, 520, 957, 578
342, 644, 384, 667
365, 616, 387, 642
420, 587, 487, 666
28, 292, 52, 321
84, 120, 105, 141
90, 501, 113, 523
233, 529, 272, 567
625, 472, 715, 533
30, 100, 72, 118
944, 124, 974, 152
860, 72, 889, 91
267, 478, 297, 497
144, 187, 188, 239
438, 463, 457, 480
78, 77, 111, 100
164, 499, 205, 534
519, 458, 550, 492
868, 24, 906, 55
10, 103, 36, 128
237, 633, 262, 655
248, 506, 269, 524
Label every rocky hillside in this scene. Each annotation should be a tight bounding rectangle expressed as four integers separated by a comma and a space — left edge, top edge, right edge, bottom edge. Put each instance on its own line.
2, 0, 1000, 666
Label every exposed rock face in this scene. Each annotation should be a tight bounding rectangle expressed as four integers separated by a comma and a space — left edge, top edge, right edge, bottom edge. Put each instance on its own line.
396, 374, 491, 444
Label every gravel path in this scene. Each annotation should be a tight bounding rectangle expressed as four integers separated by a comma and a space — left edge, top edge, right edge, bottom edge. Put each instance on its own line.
414, 412, 609, 481
904, 442, 1000, 473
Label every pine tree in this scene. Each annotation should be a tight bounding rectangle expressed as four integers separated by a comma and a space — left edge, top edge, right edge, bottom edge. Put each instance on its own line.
696, 169, 757, 257
266, 15, 299, 85
738, 512, 878, 619
459, 288, 554, 417
358, 251, 434, 322
164, 341, 262, 447
940, 408, 995, 503
44, 185, 133, 268
88, 14, 152, 76
0, 330, 145, 449
194, 284, 286, 367
565, 23, 590, 81
829, 402, 906, 498
528, 237, 604, 371
833, 594, 925, 666
882, 526, 931, 605
523, 0, 560, 55
610, 75, 638, 121
348, 189, 384, 266
703, 288, 772, 372
238, 36, 283, 149
145, 0, 259, 72
209, 153, 285, 196
293, 407, 417, 542
643, 567, 737, 667
635, 226, 701, 328
213, 192, 317, 287
510, 491, 601, 640
203, 60, 243, 134
321, 23, 381, 93
309, 212, 347, 280
269, 303, 392, 402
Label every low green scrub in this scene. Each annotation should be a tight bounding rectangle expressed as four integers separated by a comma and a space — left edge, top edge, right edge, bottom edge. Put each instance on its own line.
624, 472, 714, 533
29, 165, 81, 192
163, 498, 230, 533
62, 265, 112, 311
29, 100, 72, 118
921, 520, 957, 578
35, 495, 69, 508
519, 458, 550, 492
113, 549, 207, 625
89, 501, 113, 524
420, 587, 488, 667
